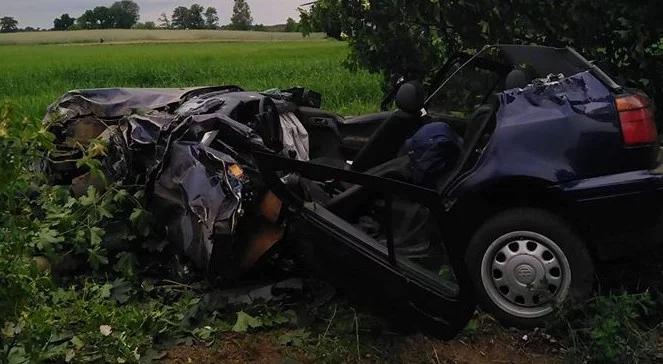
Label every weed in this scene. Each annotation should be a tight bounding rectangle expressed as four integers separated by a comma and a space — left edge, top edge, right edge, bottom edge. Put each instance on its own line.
548, 292, 660, 363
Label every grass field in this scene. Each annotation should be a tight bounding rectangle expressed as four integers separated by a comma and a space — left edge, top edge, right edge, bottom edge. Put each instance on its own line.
0, 29, 326, 45
0, 40, 382, 121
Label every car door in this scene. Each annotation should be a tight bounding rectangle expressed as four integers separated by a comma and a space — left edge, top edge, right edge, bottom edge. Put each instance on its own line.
251, 151, 475, 338
295, 107, 392, 160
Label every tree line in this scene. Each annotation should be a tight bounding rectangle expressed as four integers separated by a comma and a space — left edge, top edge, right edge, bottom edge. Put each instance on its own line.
2, 0, 302, 33
48, 0, 299, 32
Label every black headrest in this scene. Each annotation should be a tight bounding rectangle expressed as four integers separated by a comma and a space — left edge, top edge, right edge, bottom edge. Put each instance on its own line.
396, 81, 425, 114
505, 69, 529, 90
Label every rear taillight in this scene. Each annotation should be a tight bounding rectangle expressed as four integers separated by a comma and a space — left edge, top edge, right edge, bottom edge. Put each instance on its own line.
616, 93, 657, 146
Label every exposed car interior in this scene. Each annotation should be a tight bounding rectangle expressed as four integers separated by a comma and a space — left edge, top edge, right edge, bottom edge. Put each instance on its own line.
258, 51, 537, 294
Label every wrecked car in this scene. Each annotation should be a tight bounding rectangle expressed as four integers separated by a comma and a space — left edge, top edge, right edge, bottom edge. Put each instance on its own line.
44, 45, 661, 334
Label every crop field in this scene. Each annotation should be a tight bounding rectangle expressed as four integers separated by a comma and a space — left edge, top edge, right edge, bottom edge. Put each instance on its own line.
0, 29, 326, 45
0, 39, 381, 122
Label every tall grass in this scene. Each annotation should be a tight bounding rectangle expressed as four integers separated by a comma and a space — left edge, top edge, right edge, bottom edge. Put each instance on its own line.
0, 40, 382, 120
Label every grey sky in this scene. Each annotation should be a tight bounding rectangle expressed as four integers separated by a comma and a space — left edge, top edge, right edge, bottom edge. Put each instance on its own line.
0, 0, 307, 29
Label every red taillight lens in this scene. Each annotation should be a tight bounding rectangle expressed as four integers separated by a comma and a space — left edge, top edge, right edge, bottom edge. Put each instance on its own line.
617, 93, 657, 145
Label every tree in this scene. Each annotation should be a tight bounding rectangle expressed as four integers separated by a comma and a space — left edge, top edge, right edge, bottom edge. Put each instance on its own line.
230, 0, 253, 31
76, 10, 97, 29
204, 7, 219, 29
157, 13, 170, 29
318, 0, 663, 125
93, 6, 115, 29
0, 16, 19, 33
171, 5, 206, 29
171, 6, 189, 29
133, 21, 156, 29
298, 1, 342, 39
53, 14, 75, 31
188, 4, 205, 29
285, 17, 298, 32
110, 0, 140, 28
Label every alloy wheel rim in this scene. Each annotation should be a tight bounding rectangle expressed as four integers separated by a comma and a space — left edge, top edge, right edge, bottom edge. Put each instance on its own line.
480, 231, 571, 319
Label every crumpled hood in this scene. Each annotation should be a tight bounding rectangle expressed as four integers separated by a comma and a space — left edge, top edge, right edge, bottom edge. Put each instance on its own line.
44, 85, 286, 274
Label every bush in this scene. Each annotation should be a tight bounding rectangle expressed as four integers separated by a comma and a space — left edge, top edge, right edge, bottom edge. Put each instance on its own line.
549, 292, 661, 363
0, 104, 161, 363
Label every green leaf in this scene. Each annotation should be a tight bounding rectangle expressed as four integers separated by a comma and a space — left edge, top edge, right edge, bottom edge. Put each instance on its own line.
88, 248, 109, 270
89, 227, 105, 247
71, 335, 85, 350
111, 278, 133, 304
113, 252, 138, 278
7, 346, 29, 364
232, 311, 262, 333
97, 197, 114, 219
79, 186, 98, 206
129, 208, 151, 237
129, 208, 144, 226
112, 189, 129, 203
37, 227, 64, 249
98, 283, 113, 299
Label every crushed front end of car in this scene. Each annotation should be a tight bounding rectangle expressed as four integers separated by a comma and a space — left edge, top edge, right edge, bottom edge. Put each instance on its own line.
43, 86, 320, 278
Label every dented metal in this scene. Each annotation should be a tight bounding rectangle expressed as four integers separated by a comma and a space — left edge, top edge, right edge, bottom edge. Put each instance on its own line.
45, 86, 315, 274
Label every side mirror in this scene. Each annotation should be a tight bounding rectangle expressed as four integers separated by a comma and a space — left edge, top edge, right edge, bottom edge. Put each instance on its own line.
395, 81, 426, 114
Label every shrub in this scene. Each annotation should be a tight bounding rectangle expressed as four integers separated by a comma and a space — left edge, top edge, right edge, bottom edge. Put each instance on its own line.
549, 292, 660, 363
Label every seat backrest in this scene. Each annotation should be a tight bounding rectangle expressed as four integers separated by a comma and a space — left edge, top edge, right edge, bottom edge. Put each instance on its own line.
504, 69, 529, 90
351, 81, 425, 172
436, 100, 497, 192
395, 81, 426, 114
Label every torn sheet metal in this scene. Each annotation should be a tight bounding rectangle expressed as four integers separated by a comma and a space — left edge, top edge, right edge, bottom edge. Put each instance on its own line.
44, 86, 313, 274
459, 70, 620, 192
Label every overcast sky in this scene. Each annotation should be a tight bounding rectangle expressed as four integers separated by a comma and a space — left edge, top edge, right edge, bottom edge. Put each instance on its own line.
0, 0, 306, 29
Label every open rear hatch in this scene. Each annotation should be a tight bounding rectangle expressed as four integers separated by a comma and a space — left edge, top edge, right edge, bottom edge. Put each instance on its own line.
252, 151, 475, 338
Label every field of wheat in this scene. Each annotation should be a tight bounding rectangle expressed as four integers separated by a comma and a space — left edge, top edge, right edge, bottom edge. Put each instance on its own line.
0, 38, 381, 122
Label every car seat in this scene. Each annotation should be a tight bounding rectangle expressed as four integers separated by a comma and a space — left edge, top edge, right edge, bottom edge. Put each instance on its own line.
504, 69, 530, 90
351, 81, 426, 172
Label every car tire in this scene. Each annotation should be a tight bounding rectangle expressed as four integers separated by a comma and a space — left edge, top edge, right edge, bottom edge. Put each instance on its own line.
464, 208, 594, 328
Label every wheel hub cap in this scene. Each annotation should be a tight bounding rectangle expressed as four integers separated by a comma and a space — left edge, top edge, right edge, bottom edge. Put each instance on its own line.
481, 231, 572, 319
514, 263, 536, 285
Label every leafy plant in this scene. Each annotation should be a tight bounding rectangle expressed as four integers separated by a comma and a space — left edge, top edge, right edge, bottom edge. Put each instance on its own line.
549, 292, 660, 363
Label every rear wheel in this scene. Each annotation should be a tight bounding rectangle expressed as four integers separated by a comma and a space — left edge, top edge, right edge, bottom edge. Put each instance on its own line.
465, 208, 594, 328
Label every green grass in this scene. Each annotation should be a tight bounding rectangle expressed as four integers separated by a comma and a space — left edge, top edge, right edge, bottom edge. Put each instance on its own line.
0, 40, 382, 121
0, 29, 326, 45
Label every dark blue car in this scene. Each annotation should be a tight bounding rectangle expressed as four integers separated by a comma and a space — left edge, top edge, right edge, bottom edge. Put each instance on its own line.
46, 44, 660, 335
254, 44, 661, 331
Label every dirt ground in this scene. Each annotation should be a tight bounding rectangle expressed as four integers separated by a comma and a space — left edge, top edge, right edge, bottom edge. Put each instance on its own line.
162, 236, 663, 364
164, 321, 563, 364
